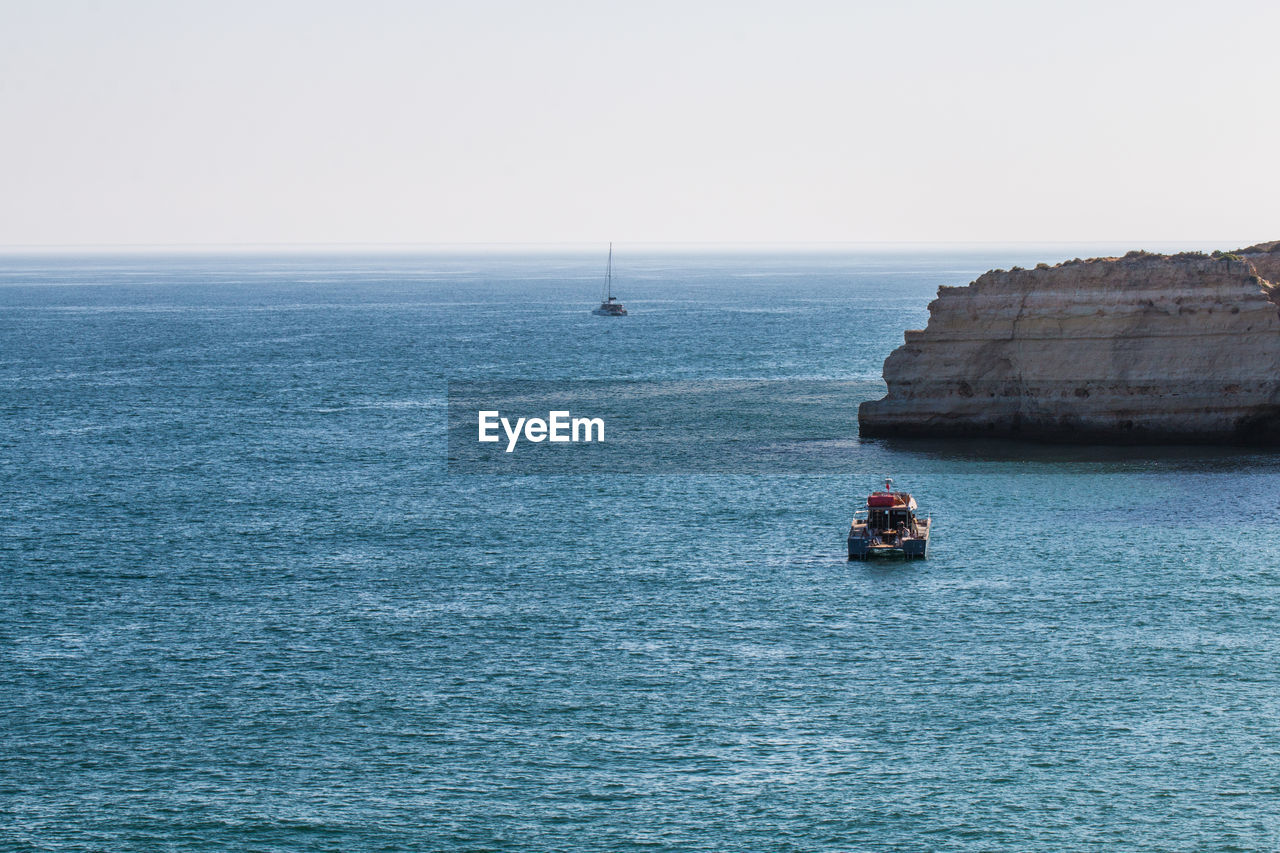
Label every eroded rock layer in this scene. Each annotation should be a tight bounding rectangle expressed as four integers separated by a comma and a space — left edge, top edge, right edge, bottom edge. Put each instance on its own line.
859, 245, 1280, 442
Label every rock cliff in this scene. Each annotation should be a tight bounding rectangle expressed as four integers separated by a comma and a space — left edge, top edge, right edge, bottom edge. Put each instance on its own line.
858, 244, 1280, 442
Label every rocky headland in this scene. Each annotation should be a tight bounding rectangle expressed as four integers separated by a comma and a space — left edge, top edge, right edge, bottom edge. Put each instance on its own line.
859, 242, 1280, 443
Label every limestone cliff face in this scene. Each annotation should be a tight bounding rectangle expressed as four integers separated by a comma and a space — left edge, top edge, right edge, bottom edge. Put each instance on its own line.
858, 245, 1280, 442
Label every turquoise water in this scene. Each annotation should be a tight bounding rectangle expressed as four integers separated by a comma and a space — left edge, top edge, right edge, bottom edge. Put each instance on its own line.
4, 250, 1280, 851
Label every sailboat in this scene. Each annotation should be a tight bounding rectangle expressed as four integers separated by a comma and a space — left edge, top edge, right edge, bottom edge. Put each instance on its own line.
592, 243, 628, 316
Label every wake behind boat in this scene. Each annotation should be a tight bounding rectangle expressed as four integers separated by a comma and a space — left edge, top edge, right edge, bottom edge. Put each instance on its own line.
593, 243, 627, 316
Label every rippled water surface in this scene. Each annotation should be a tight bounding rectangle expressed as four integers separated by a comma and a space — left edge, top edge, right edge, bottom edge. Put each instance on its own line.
4, 250, 1280, 851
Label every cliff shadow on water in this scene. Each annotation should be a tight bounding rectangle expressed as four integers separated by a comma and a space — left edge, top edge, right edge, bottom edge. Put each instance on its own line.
855, 434, 1280, 472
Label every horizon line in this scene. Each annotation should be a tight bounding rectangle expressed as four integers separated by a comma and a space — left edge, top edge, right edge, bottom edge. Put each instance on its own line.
0, 238, 1259, 255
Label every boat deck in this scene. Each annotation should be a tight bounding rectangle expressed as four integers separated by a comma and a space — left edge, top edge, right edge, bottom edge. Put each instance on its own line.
848, 518, 930, 560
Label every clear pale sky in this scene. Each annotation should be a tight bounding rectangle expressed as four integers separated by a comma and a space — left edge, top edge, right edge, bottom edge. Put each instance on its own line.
2, 0, 1278, 247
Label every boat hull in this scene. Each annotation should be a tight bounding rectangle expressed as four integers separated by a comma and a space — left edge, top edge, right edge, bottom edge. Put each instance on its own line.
848, 534, 928, 560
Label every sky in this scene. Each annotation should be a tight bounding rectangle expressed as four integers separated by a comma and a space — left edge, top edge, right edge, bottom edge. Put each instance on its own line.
2, 0, 1278, 247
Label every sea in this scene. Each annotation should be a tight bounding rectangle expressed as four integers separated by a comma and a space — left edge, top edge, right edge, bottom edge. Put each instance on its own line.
3, 247, 1280, 852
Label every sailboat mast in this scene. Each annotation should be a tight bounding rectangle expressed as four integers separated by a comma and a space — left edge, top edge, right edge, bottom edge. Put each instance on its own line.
606, 242, 613, 300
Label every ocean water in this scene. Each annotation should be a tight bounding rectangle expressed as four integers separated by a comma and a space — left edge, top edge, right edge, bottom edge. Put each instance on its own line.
4, 249, 1280, 852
